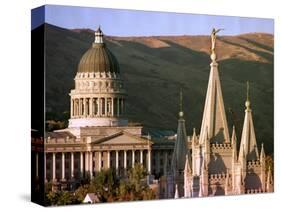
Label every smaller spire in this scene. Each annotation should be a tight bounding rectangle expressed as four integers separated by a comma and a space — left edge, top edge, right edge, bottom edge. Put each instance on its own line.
192, 128, 197, 146
231, 126, 237, 162
179, 88, 184, 118
231, 126, 237, 145
174, 184, 179, 199
245, 81, 251, 111
260, 143, 265, 162
184, 154, 192, 174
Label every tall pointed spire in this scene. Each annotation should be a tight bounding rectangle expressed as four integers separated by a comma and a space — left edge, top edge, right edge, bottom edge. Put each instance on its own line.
172, 90, 188, 173
260, 143, 265, 162
239, 82, 259, 162
199, 29, 230, 144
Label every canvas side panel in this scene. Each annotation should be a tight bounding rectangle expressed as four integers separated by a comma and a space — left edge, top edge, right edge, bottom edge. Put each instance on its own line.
31, 6, 46, 206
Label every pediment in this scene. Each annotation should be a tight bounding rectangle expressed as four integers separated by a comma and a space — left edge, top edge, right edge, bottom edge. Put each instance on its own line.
93, 131, 149, 145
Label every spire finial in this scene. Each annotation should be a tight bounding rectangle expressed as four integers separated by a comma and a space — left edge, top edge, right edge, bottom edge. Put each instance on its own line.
94, 25, 103, 44
245, 81, 251, 110
179, 88, 184, 117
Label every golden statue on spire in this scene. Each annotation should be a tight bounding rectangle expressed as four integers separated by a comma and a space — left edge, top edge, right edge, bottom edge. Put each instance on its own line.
211, 28, 224, 55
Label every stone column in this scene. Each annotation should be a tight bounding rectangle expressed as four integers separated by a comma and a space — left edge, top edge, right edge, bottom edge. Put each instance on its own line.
117, 98, 120, 116
80, 152, 83, 177
89, 98, 93, 117
115, 150, 119, 170
132, 150, 135, 168
111, 97, 114, 116
97, 98, 100, 116
79, 98, 82, 117
93, 98, 96, 116
105, 97, 108, 116
35, 152, 39, 178
107, 151, 110, 169
83, 98, 86, 116
124, 150, 127, 169
98, 151, 102, 171
61, 152, 65, 180
70, 99, 73, 117
89, 152, 93, 178
74, 99, 77, 117
71, 152, 74, 178
140, 150, 143, 164
147, 149, 151, 174
85, 152, 88, 173
52, 153, 56, 181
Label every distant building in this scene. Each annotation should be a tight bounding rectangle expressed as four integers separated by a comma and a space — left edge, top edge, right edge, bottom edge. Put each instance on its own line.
83, 193, 100, 204
41, 27, 174, 191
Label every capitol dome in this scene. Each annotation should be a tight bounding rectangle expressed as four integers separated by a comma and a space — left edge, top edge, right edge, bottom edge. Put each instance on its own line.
77, 27, 120, 73
68, 26, 128, 128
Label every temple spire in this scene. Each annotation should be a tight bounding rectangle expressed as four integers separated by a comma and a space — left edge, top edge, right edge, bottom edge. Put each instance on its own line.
172, 90, 188, 173
199, 29, 230, 144
239, 82, 259, 162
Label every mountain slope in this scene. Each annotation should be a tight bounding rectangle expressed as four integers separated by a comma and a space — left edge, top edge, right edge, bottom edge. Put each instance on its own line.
41, 24, 273, 154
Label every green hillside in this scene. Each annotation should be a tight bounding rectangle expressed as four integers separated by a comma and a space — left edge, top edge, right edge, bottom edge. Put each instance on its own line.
43, 24, 274, 154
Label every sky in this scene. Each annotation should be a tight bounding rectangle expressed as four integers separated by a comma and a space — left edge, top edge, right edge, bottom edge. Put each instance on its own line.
31, 5, 274, 36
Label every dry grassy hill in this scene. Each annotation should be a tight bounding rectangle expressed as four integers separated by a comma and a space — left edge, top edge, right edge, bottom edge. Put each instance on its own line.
38, 23, 273, 154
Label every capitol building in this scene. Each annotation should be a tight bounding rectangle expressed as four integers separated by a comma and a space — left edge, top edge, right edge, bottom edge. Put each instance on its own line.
32, 27, 273, 198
